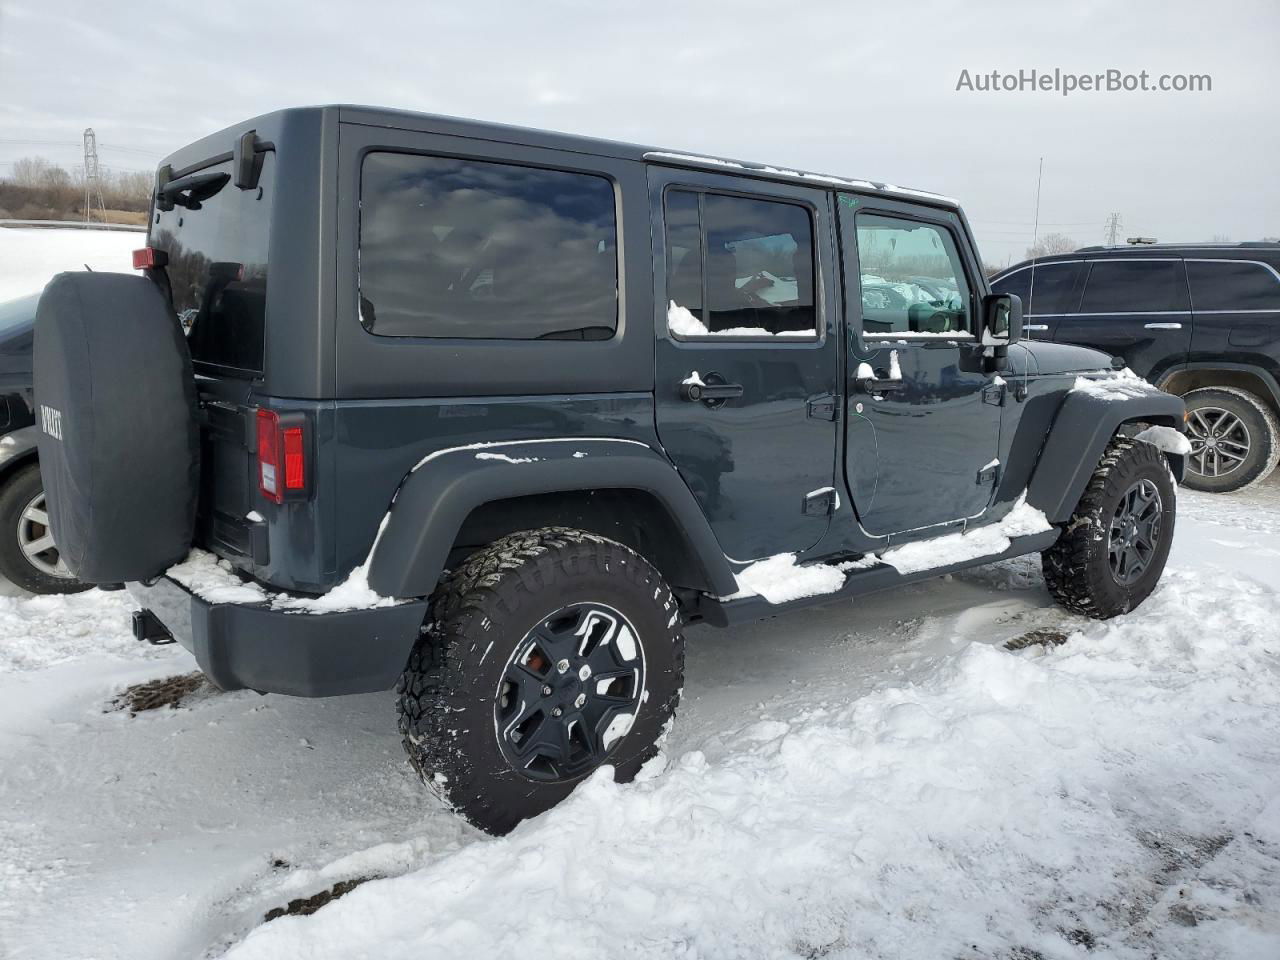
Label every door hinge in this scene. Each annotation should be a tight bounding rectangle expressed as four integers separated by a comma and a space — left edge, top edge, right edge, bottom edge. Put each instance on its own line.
806, 393, 838, 421
803, 487, 837, 516
976, 462, 1001, 485
982, 382, 1007, 407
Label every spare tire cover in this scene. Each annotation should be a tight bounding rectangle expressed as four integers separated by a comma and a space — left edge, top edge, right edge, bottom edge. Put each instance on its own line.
34, 271, 199, 583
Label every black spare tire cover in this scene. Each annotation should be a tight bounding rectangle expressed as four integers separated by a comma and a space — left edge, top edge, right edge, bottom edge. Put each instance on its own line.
34, 272, 199, 583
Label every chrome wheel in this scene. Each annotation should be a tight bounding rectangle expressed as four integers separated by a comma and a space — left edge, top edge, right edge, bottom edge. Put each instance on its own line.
17, 490, 73, 579
1108, 479, 1163, 586
1186, 405, 1251, 479
494, 601, 646, 783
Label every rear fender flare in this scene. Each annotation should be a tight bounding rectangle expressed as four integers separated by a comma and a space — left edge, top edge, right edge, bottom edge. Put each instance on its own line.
1028, 387, 1186, 523
0, 425, 39, 479
366, 438, 739, 599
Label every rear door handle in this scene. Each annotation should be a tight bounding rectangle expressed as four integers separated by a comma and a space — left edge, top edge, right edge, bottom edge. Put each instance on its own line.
856, 376, 906, 394
1144, 322, 1183, 330
681, 381, 744, 402
1024, 323, 1049, 332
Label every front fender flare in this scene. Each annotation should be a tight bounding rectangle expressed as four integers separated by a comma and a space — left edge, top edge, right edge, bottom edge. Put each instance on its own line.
1027, 386, 1186, 523
366, 438, 739, 599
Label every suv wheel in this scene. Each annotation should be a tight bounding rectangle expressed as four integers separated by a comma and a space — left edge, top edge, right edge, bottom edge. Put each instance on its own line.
0, 464, 89, 595
1181, 386, 1280, 493
396, 527, 685, 835
1041, 436, 1175, 619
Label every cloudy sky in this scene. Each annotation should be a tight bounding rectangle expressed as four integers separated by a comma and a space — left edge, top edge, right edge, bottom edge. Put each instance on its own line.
1, 0, 1276, 264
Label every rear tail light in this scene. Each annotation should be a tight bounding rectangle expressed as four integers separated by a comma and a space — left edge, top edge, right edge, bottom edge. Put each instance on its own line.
257, 409, 306, 503
132, 246, 168, 270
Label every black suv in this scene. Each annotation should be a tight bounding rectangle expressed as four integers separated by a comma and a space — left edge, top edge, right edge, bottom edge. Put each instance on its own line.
34, 107, 1187, 834
992, 244, 1280, 492
0, 293, 86, 593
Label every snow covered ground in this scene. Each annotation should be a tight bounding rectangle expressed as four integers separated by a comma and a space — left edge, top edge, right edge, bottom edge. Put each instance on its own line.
0, 226, 140, 302
1, 477, 1277, 959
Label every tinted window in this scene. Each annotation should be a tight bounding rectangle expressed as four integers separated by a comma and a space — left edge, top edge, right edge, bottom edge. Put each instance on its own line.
665, 190, 816, 337
359, 153, 618, 340
1079, 260, 1188, 313
153, 153, 273, 375
1187, 260, 1280, 311
992, 262, 1082, 314
852, 213, 972, 336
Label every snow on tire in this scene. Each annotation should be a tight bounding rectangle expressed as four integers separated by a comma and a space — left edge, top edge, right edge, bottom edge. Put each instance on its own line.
395, 526, 685, 836
1041, 436, 1176, 620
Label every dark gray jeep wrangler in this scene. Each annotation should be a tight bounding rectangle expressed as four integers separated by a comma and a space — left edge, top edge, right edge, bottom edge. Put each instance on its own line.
34, 106, 1188, 834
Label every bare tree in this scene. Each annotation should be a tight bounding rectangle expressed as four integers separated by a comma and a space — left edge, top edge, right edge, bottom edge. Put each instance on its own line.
1025, 233, 1077, 259
10, 156, 52, 187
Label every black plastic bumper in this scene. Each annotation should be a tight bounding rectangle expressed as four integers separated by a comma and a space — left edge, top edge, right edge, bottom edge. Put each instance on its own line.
126, 576, 429, 697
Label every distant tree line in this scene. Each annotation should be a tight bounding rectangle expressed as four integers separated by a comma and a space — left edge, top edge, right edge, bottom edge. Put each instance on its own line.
0, 156, 151, 224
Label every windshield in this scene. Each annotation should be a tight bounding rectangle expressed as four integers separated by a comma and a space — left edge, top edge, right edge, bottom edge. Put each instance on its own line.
151, 152, 274, 376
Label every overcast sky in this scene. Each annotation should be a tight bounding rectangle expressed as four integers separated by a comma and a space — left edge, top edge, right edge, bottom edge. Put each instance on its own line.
1, 0, 1276, 264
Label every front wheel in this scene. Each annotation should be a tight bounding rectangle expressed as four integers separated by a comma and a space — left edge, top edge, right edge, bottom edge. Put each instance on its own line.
396, 527, 685, 835
0, 463, 90, 595
1042, 437, 1175, 619
1181, 386, 1280, 493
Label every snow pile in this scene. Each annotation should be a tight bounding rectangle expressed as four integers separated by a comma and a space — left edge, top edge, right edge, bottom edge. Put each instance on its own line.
1072, 371, 1159, 402
474, 452, 539, 465
880, 495, 1053, 575
167, 545, 398, 615
224, 567, 1280, 960
1136, 424, 1194, 456
728, 553, 876, 603
666, 300, 815, 339
0, 227, 140, 301
0, 588, 144, 673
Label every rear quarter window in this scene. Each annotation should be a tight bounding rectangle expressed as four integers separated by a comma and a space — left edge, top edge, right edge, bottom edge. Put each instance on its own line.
1186, 260, 1280, 311
358, 152, 618, 340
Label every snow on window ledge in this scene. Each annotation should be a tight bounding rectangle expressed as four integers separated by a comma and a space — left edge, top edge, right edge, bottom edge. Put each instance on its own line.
667, 301, 816, 340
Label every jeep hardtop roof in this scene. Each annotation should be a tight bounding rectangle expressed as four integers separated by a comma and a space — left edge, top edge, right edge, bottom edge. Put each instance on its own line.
158, 104, 959, 209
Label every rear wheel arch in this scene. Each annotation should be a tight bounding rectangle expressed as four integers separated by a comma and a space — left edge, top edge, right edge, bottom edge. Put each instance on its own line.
1159, 365, 1280, 417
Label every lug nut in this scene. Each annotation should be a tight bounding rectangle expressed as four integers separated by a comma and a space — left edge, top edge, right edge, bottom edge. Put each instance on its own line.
541, 685, 553, 696
551, 706, 563, 717
556, 658, 570, 674
574, 693, 587, 709
578, 664, 592, 681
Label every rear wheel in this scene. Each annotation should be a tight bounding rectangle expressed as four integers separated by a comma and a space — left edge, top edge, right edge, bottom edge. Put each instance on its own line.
396, 527, 684, 835
0, 464, 89, 594
1042, 437, 1175, 619
1180, 386, 1280, 493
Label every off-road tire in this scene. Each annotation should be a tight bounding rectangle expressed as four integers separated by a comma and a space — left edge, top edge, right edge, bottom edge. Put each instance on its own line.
1180, 386, 1280, 493
396, 527, 685, 835
1042, 437, 1175, 619
0, 463, 90, 595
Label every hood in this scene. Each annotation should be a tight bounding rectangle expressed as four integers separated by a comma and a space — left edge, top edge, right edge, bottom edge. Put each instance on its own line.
1021, 340, 1116, 377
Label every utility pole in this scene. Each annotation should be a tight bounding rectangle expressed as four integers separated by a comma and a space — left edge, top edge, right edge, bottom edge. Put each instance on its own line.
82, 128, 106, 225
1104, 212, 1124, 247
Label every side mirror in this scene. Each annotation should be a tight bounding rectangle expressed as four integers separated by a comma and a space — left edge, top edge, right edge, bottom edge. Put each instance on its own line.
982, 292, 1023, 348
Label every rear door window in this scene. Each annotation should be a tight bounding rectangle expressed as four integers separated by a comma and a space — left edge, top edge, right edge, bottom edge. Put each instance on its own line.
1079, 260, 1188, 313
359, 153, 618, 340
1186, 260, 1280, 311
152, 153, 273, 376
665, 189, 817, 337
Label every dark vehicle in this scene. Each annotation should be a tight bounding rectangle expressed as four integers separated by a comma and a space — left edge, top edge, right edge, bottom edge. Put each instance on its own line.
0, 293, 87, 593
992, 243, 1280, 492
35, 107, 1187, 834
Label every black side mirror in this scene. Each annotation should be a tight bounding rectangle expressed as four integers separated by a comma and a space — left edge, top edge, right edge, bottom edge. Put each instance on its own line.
982, 292, 1023, 348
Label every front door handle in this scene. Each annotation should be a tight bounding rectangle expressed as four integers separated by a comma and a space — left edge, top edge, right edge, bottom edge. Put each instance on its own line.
856, 376, 906, 394
1144, 322, 1184, 330
681, 381, 744, 402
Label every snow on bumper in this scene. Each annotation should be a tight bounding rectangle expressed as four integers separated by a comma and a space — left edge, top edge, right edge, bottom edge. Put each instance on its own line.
125, 576, 428, 698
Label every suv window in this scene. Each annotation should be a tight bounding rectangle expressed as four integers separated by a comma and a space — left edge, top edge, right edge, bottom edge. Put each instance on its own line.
852, 213, 971, 337
665, 189, 816, 337
153, 153, 274, 375
359, 153, 618, 340
1079, 260, 1188, 313
992, 262, 1082, 315
1186, 260, 1280, 311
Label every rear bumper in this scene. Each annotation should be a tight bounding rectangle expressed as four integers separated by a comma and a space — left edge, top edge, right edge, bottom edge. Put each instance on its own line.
126, 576, 428, 697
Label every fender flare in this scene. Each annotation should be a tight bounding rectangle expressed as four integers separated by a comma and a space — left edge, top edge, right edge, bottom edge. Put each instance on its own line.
366, 438, 739, 599
0, 424, 40, 477
1156, 361, 1280, 410
1027, 386, 1186, 523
